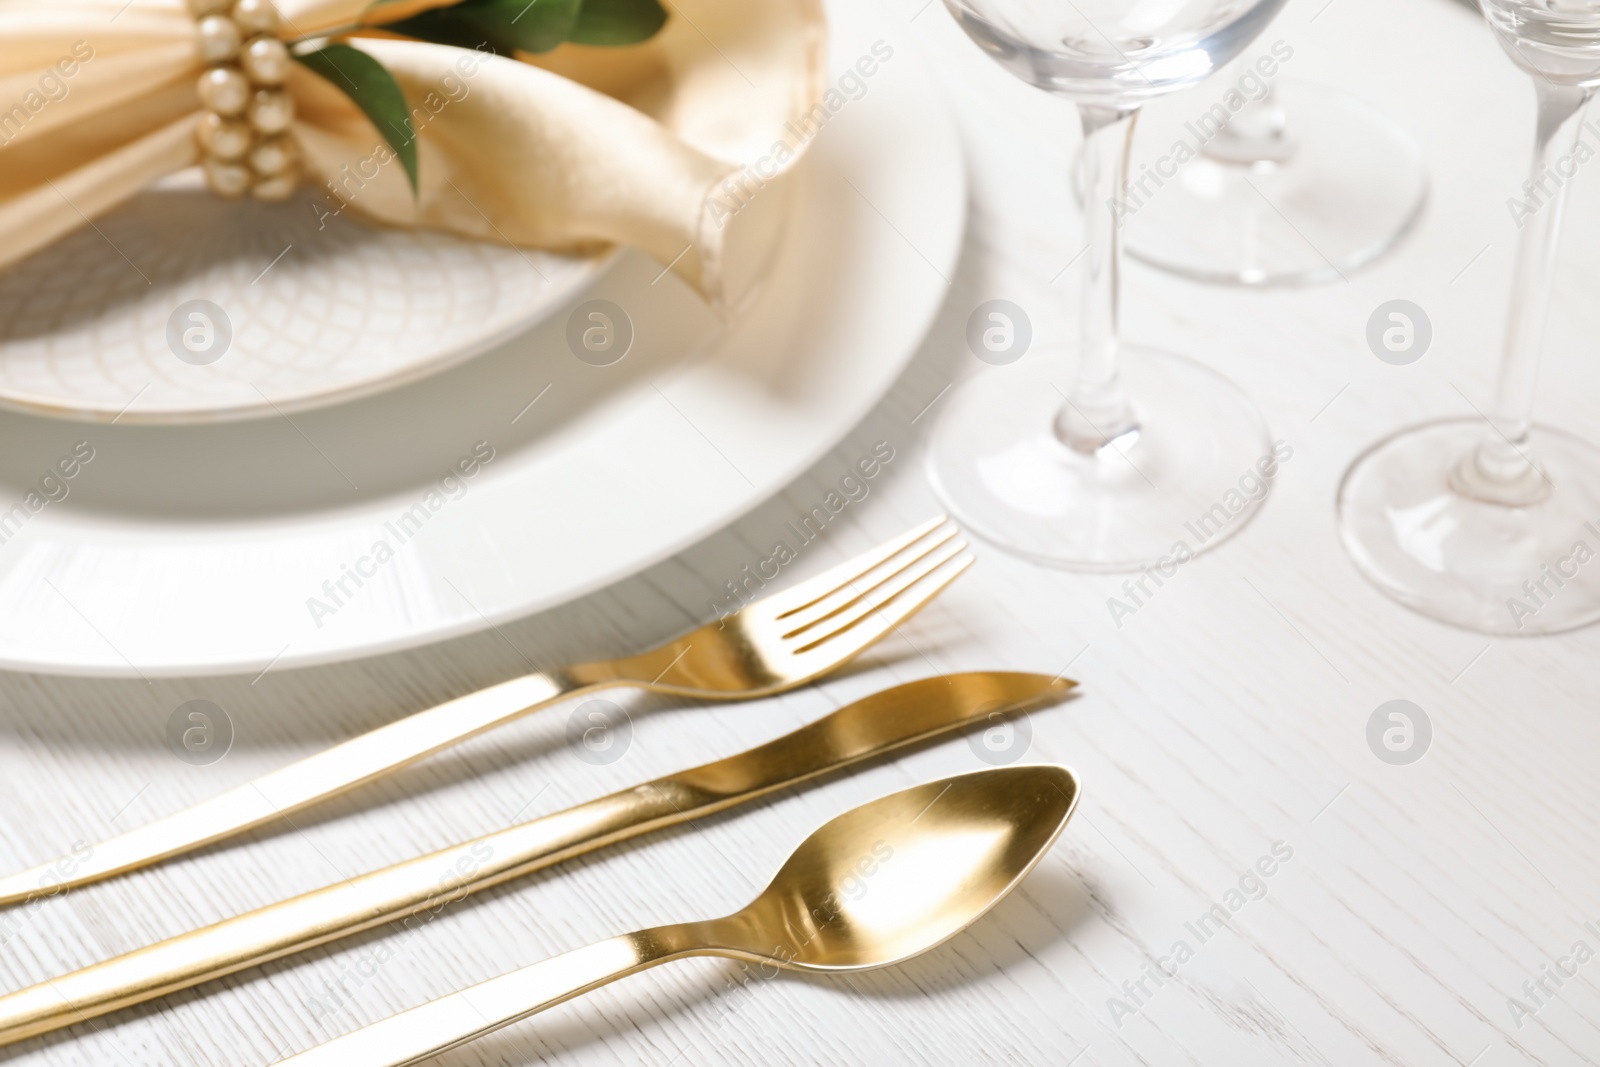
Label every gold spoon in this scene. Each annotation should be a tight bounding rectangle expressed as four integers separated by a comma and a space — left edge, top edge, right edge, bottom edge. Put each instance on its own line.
277, 764, 1081, 1066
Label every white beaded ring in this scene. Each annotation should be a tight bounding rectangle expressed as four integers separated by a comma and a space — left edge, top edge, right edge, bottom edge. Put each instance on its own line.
190, 0, 298, 200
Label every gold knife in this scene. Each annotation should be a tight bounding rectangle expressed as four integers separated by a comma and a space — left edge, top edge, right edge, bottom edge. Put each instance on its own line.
0, 670, 1072, 1048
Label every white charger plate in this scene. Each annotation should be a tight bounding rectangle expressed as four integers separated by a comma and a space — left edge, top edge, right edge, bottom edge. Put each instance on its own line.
0, 2, 964, 677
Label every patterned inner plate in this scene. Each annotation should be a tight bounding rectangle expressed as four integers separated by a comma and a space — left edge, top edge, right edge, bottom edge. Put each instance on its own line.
0, 174, 603, 425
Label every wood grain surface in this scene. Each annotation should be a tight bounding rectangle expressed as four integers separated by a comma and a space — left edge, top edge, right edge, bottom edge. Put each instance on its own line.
3, 0, 1600, 1063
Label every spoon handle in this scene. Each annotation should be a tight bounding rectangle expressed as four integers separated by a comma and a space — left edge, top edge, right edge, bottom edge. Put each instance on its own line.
277, 930, 692, 1066
0, 786, 694, 1049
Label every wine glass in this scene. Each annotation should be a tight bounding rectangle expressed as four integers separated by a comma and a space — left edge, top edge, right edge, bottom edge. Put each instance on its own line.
927, 0, 1288, 570
1114, 74, 1428, 286
1337, 0, 1600, 634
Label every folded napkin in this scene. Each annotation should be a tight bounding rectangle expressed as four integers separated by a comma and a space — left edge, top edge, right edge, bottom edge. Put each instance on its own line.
0, 0, 826, 304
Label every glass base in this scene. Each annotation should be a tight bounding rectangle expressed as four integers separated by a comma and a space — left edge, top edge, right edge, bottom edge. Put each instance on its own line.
925, 346, 1276, 572
1115, 80, 1428, 286
1337, 419, 1600, 635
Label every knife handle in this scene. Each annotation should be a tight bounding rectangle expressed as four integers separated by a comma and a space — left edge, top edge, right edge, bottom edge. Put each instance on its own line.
0, 781, 703, 1048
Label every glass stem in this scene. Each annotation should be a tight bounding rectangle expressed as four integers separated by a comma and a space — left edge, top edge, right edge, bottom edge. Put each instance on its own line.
1454, 80, 1593, 506
1057, 105, 1139, 453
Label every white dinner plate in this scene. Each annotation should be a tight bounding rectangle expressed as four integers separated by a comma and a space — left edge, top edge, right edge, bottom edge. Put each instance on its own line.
0, 1, 965, 677
0, 175, 605, 425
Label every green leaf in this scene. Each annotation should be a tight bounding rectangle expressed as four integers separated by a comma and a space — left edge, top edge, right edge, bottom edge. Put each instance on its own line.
295, 43, 419, 195
383, 0, 582, 56
569, 0, 668, 46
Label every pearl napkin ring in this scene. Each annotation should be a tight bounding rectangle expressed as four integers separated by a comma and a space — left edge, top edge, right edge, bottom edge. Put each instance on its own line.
190, 0, 297, 200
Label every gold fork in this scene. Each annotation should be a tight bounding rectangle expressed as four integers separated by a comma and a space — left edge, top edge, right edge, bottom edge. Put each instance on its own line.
0, 517, 971, 907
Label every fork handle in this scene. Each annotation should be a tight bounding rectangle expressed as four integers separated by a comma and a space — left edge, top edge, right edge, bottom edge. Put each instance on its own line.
0, 671, 580, 908
277, 930, 696, 1066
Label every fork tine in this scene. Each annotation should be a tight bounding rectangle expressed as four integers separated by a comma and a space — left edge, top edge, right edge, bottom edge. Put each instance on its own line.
777, 523, 963, 635
767, 516, 958, 622
782, 530, 965, 640
791, 553, 974, 659
792, 541, 973, 655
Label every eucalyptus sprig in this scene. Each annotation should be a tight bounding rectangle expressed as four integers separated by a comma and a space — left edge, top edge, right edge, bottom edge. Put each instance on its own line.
293, 0, 669, 195
382, 0, 668, 56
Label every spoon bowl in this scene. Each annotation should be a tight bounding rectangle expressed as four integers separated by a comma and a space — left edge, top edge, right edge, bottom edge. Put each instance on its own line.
720, 764, 1081, 972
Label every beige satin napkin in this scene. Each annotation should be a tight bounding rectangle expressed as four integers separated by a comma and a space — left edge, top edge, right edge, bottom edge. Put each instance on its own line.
0, 0, 826, 303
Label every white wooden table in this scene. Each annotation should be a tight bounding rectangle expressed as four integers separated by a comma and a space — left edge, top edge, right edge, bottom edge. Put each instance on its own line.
4, 0, 1600, 1063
